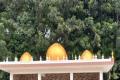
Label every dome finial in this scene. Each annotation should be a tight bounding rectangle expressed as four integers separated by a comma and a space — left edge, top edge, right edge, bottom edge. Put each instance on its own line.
111, 50, 114, 59
81, 50, 93, 60
20, 51, 33, 62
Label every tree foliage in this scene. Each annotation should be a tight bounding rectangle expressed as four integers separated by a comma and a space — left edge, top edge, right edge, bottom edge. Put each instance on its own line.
0, 0, 120, 80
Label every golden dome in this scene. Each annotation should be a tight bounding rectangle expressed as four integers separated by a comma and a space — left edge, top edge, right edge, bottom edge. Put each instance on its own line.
46, 43, 68, 60
81, 50, 93, 60
20, 52, 33, 62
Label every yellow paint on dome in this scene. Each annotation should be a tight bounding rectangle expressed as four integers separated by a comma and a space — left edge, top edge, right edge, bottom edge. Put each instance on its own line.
20, 52, 33, 62
46, 43, 68, 60
81, 50, 93, 60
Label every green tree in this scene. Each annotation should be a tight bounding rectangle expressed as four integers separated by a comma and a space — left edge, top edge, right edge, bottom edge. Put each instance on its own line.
0, 0, 120, 80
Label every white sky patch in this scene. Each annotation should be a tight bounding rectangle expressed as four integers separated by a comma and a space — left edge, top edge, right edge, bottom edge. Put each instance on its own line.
45, 29, 50, 38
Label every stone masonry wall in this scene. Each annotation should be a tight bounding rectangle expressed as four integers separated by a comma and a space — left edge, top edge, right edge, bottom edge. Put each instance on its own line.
13, 73, 99, 80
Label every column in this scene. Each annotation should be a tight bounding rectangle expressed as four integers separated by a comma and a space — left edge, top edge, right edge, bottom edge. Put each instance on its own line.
100, 72, 103, 80
38, 73, 41, 80
70, 73, 73, 80
10, 73, 13, 80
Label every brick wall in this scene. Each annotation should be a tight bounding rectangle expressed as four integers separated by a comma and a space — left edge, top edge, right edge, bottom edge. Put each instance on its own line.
74, 73, 99, 80
13, 74, 38, 80
42, 73, 70, 80
13, 73, 99, 80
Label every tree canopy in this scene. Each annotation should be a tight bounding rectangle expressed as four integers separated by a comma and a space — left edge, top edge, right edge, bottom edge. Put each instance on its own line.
0, 0, 120, 80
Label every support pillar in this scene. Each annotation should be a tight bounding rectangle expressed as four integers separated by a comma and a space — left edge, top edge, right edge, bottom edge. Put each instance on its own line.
100, 72, 103, 80
38, 73, 41, 80
10, 73, 13, 80
70, 73, 73, 80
